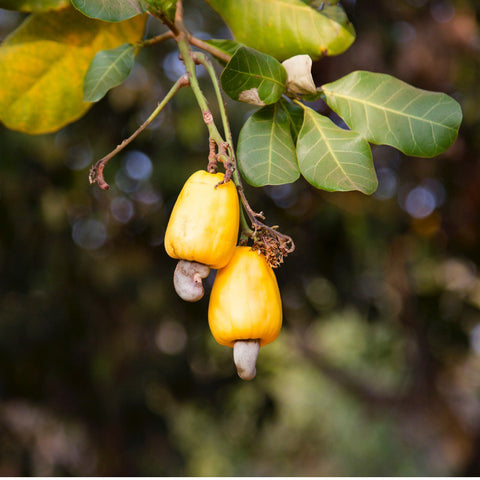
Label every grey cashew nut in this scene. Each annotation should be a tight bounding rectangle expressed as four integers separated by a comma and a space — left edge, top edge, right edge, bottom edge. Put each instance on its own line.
173, 260, 210, 302
233, 339, 260, 381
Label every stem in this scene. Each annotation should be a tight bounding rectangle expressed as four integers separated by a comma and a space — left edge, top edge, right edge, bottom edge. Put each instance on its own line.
193, 53, 295, 261
147, 10, 178, 36
193, 52, 253, 236
138, 31, 174, 48
189, 35, 231, 64
89, 75, 189, 190
150, 2, 294, 265
173, 1, 224, 146
193, 53, 230, 147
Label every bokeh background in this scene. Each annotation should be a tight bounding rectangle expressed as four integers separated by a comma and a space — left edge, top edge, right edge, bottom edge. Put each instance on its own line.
1, 0, 479, 475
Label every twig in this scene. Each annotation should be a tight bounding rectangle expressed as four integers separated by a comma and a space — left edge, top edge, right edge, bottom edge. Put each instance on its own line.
89, 75, 189, 190
173, 0, 225, 147
189, 35, 231, 64
147, 10, 179, 36
192, 53, 254, 232
139, 31, 174, 48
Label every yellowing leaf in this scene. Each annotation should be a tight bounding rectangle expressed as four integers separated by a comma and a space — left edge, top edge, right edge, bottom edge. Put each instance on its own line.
0, 7, 146, 135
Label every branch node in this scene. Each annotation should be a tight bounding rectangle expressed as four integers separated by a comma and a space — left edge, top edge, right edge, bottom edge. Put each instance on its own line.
207, 138, 218, 173
203, 110, 213, 125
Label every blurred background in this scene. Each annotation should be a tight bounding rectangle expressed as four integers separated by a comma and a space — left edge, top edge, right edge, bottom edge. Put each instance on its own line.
0, 0, 479, 475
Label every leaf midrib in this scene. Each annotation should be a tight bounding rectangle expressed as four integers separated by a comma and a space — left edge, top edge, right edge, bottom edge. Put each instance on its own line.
225, 67, 285, 87
305, 109, 357, 189
87, 45, 133, 99
322, 88, 457, 130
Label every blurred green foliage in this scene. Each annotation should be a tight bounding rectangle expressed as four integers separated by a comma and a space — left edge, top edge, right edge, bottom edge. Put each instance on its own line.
0, 0, 479, 476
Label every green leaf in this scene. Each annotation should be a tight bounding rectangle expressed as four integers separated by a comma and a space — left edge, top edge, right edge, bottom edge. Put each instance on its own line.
297, 107, 377, 194
84, 43, 136, 102
0, 0, 69, 11
0, 7, 146, 134
205, 39, 243, 65
278, 99, 304, 143
322, 71, 463, 158
206, 39, 243, 57
72, 0, 147, 21
205, 0, 355, 60
144, 0, 177, 22
237, 103, 300, 186
221, 46, 287, 106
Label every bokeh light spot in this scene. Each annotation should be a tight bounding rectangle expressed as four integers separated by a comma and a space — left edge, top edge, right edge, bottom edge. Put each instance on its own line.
72, 219, 107, 250
124, 151, 153, 181
163, 51, 188, 82
110, 197, 134, 223
404, 186, 436, 218
392, 21, 416, 44
65, 144, 93, 171
131, 185, 162, 205
115, 170, 140, 194
265, 184, 298, 208
305, 277, 337, 312
430, 0, 455, 23
155, 321, 188, 355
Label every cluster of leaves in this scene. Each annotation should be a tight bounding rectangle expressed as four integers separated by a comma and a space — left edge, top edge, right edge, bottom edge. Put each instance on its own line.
0, 0, 462, 198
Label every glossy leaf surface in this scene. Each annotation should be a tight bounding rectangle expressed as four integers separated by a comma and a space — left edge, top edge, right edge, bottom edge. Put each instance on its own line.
206, 0, 355, 60
297, 107, 377, 194
72, 0, 147, 21
84, 43, 136, 102
221, 47, 287, 105
237, 103, 300, 186
0, 8, 146, 134
322, 71, 463, 157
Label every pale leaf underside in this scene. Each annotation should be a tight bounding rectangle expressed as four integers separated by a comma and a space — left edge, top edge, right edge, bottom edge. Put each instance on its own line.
322, 71, 462, 157
238, 103, 300, 186
297, 107, 377, 194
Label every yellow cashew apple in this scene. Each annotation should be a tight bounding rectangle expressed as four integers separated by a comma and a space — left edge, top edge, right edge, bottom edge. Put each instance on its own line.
164, 170, 240, 301
208, 246, 282, 379
165, 169, 239, 268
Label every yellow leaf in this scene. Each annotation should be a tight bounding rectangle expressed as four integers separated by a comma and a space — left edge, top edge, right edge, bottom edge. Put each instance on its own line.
0, 7, 146, 134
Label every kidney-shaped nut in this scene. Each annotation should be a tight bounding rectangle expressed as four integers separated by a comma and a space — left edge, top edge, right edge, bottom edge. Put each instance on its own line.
233, 340, 260, 381
173, 260, 210, 302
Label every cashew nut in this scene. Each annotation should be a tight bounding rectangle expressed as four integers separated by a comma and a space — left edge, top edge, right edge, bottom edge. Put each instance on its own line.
173, 260, 210, 302
233, 339, 260, 380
